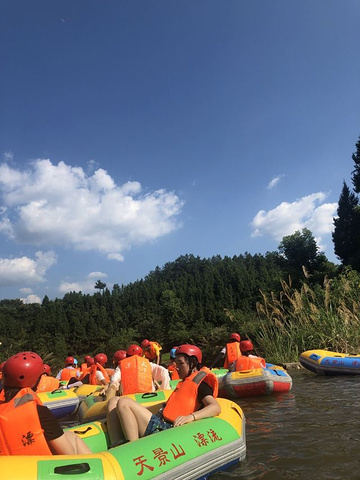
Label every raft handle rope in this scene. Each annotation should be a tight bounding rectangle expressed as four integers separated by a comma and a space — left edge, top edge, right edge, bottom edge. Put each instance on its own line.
54, 463, 90, 475
141, 392, 158, 399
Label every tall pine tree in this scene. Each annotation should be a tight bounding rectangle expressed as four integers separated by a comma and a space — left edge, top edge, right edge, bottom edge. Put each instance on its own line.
351, 136, 360, 193
332, 182, 359, 266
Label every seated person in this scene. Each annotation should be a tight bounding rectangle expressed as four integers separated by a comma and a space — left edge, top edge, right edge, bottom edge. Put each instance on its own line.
236, 340, 266, 370
220, 333, 242, 370
56, 356, 80, 382
167, 346, 179, 380
106, 344, 220, 444
79, 353, 109, 386
141, 339, 162, 365
0, 351, 91, 455
103, 344, 170, 401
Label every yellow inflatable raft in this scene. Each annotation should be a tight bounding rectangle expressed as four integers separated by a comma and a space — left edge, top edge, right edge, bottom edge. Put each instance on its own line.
0, 397, 246, 480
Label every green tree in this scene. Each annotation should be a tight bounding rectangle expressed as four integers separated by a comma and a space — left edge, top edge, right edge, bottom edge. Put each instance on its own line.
332, 181, 359, 266
278, 228, 331, 284
94, 279, 107, 293
351, 136, 360, 193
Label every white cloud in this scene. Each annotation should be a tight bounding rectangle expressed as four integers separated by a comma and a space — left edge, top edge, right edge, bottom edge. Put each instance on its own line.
87, 271, 107, 279
267, 175, 284, 190
20, 287, 33, 294
0, 250, 57, 287
59, 271, 110, 294
107, 253, 124, 262
0, 159, 184, 258
21, 294, 42, 304
250, 192, 337, 244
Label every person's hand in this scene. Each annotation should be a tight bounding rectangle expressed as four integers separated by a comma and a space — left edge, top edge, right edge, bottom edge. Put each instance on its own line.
173, 414, 195, 427
99, 384, 109, 395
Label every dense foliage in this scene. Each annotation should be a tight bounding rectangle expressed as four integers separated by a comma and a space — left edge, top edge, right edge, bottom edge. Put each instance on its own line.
0, 252, 289, 367
333, 136, 360, 270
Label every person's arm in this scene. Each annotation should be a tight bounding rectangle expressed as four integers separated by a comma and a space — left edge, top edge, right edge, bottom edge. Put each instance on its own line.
104, 368, 121, 398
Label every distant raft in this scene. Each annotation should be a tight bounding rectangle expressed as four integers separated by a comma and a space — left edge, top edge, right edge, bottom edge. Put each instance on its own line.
37, 388, 80, 418
299, 349, 360, 375
78, 389, 173, 423
0, 397, 246, 480
218, 364, 292, 398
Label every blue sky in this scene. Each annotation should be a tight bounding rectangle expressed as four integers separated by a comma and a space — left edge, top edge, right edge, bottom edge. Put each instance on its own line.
1, 1, 359, 303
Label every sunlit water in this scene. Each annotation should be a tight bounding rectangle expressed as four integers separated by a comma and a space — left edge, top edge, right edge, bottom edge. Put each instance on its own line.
212, 369, 360, 480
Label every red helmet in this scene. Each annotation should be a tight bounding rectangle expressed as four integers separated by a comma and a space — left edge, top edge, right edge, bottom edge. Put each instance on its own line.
2, 351, 44, 388
65, 356, 75, 365
113, 350, 127, 363
240, 340, 254, 352
86, 357, 95, 366
126, 344, 143, 357
141, 339, 150, 349
94, 353, 108, 366
229, 333, 241, 342
84, 355, 92, 362
43, 364, 51, 375
176, 344, 202, 363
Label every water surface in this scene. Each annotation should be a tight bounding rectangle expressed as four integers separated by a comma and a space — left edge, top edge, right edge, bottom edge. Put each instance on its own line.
212, 369, 360, 479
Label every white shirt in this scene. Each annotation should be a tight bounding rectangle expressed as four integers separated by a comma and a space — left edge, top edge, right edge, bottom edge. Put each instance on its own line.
110, 362, 170, 392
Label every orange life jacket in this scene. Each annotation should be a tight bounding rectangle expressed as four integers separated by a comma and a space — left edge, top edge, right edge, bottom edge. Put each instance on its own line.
235, 355, 266, 371
79, 364, 110, 385
120, 356, 153, 395
60, 367, 78, 381
143, 341, 162, 361
223, 342, 241, 369
163, 367, 218, 423
168, 364, 179, 380
36, 375, 60, 393
80, 363, 87, 373
0, 388, 52, 456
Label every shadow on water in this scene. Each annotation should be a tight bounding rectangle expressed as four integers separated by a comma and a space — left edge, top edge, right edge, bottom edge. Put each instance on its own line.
212, 370, 360, 480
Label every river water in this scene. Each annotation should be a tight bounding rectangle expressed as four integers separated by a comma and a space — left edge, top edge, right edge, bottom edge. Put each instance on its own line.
212, 369, 360, 480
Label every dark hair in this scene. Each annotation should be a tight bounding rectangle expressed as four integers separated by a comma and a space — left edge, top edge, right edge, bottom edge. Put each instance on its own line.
4, 386, 22, 402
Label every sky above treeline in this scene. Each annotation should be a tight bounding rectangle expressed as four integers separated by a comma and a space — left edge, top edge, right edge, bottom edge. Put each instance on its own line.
1, 1, 360, 303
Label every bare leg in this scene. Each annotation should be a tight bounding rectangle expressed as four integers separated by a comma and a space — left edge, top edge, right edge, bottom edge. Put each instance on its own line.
116, 396, 152, 442
49, 431, 92, 455
106, 397, 125, 445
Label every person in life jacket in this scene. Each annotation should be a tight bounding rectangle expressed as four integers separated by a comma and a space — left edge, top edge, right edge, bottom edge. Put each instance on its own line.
167, 346, 179, 380
80, 355, 93, 373
0, 351, 91, 456
56, 356, 80, 382
236, 340, 266, 371
141, 339, 162, 364
79, 353, 109, 386
36, 364, 60, 393
104, 345, 170, 399
108, 344, 220, 444
221, 333, 242, 370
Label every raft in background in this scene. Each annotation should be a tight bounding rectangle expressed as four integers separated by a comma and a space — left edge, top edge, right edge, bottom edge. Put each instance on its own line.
0, 397, 246, 480
299, 349, 360, 375
37, 388, 80, 418
78, 389, 173, 423
219, 364, 292, 398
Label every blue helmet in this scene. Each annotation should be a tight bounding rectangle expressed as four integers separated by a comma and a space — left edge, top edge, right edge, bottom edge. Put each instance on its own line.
170, 347, 178, 359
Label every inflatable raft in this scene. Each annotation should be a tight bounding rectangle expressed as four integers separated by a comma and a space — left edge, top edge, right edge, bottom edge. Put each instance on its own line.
299, 349, 360, 375
0, 397, 246, 480
78, 390, 173, 423
37, 388, 80, 418
219, 364, 292, 398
